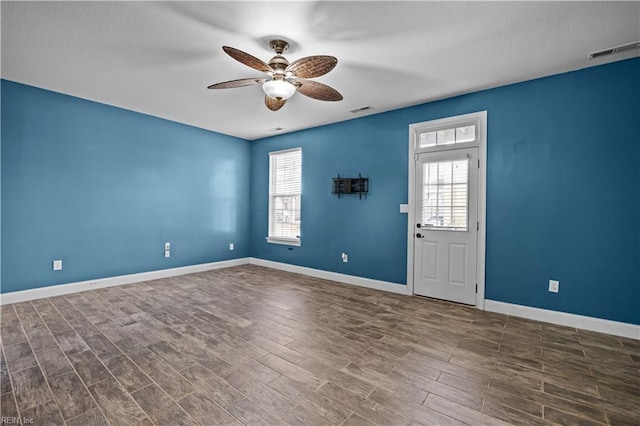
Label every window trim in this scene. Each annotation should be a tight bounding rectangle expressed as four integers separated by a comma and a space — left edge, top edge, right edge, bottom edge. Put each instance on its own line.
266, 236, 301, 246
267, 147, 302, 247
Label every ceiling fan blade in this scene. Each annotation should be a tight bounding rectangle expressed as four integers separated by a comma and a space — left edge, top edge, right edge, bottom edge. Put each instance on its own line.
223, 46, 274, 74
265, 96, 286, 111
296, 79, 343, 101
207, 77, 266, 89
286, 55, 337, 78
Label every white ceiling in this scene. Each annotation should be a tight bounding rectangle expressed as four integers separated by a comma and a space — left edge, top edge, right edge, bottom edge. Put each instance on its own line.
2, 1, 639, 140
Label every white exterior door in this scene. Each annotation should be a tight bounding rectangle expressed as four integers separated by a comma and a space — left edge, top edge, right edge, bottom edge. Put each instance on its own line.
414, 147, 478, 305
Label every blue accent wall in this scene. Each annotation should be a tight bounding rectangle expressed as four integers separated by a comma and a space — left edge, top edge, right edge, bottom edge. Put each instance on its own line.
250, 116, 410, 285
1, 80, 250, 293
2, 59, 638, 326
250, 58, 640, 325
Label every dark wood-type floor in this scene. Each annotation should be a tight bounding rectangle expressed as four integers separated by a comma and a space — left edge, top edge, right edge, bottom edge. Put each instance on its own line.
1, 265, 638, 425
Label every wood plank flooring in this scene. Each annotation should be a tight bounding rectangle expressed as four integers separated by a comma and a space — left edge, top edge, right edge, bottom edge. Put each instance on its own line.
1, 265, 638, 425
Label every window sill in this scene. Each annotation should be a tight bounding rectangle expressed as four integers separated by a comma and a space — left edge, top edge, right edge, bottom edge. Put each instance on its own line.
266, 237, 301, 247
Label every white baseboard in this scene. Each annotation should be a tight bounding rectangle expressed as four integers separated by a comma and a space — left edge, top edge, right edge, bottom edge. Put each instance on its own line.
485, 300, 640, 340
4, 257, 636, 341
248, 257, 410, 295
0, 258, 250, 305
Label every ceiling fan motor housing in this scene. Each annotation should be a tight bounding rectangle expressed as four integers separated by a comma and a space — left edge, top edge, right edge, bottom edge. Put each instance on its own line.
268, 55, 289, 75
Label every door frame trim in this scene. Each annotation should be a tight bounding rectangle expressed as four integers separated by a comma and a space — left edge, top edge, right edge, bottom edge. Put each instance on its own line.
407, 111, 487, 309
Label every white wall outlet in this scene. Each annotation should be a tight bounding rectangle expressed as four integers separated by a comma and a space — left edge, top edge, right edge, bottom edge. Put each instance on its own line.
341, 252, 348, 263
229, 243, 234, 251
53, 260, 62, 271
400, 204, 409, 213
164, 242, 170, 250
549, 279, 559, 293
164, 250, 171, 258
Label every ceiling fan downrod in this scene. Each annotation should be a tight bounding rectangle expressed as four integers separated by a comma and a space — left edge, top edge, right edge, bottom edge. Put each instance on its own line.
268, 40, 290, 75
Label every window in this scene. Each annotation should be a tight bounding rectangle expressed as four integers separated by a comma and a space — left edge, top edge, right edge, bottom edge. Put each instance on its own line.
268, 148, 302, 245
422, 159, 469, 230
419, 124, 476, 148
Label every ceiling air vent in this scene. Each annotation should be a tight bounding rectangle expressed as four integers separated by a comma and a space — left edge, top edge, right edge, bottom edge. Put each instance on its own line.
350, 106, 374, 114
588, 41, 640, 59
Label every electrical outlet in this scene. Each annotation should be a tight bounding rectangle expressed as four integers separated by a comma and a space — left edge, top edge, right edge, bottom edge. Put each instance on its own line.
549, 280, 559, 293
341, 252, 348, 263
164, 250, 171, 258
53, 260, 62, 271
229, 243, 234, 251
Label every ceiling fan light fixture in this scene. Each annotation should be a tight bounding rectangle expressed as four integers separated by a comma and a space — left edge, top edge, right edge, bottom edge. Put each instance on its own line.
262, 79, 296, 101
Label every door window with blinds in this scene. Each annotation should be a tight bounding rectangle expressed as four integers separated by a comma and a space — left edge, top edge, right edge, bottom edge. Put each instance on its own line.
268, 148, 302, 246
422, 158, 469, 231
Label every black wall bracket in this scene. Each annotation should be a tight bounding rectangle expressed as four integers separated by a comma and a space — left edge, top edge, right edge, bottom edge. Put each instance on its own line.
332, 174, 369, 199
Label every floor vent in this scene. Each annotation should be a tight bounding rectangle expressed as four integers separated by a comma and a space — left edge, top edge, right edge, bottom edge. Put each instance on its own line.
588, 41, 640, 59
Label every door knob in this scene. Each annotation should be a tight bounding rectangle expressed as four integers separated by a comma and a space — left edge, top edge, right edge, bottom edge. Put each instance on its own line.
416, 233, 424, 238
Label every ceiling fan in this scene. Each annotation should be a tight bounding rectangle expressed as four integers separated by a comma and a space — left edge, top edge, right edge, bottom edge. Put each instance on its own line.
207, 39, 343, 111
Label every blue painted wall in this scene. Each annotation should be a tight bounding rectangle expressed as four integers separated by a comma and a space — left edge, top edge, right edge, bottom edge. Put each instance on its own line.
1, 80, 3, 288
250, 58, 640, 325
1, 80, 250, 293
3, 59, 638, 325
250, 115, 409, 285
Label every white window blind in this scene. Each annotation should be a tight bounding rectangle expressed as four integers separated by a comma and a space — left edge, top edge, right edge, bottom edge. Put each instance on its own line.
268, 148, 302, 245
422, 159, 469, 230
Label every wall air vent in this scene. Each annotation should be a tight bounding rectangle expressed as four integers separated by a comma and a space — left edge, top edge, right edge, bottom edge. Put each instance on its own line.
588, 41, 640, 59
349, 106, 374, 114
